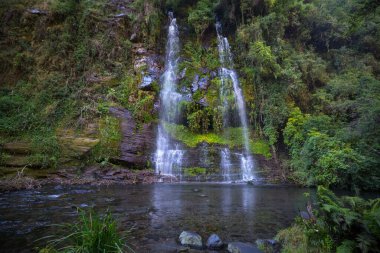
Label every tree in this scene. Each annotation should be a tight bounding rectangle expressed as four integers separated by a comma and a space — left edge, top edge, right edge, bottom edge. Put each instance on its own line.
188, 0, 216, 38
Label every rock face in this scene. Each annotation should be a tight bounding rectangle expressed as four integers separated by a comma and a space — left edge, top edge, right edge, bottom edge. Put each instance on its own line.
206, 234, 223, 249
179, 231, 203, 249
0, 142, 38, 168
227, 242, 262, 253
133, 44, 162, 92
109, 107, 156, 168
57, 124, 99, 165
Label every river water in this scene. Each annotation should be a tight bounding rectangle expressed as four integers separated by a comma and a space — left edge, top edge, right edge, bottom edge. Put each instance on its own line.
0, 184, 313, 252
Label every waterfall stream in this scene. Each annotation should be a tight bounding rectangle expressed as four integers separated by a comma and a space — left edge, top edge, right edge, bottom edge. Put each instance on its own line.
155, 13, 184, 176
216, 22, 256, 181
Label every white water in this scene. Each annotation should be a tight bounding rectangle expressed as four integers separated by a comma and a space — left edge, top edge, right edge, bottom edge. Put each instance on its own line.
216, 22, 255, 181
155, 13, 184, 176
220, 148, 232, 181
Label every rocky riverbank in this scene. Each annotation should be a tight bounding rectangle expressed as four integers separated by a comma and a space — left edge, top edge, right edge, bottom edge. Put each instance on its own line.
0, 166, 156, 192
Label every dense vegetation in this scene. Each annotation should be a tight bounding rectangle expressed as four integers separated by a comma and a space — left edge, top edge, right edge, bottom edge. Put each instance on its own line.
0, 0, 379, 252
0, 0, 379, 189
217, 0, 380, 191
274, 187, 380, 253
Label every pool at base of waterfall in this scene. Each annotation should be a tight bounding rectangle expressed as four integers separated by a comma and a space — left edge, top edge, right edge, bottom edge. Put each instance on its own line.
0, 184, 313, 252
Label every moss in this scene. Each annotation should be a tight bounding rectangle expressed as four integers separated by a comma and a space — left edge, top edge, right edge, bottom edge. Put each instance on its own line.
184, 167, 206, 176
163, 122, 272, 158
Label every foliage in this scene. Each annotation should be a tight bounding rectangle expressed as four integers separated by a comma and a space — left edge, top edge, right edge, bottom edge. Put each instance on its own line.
277, 187, 380, 253
188, 0, 217, 38
284, 107, 366, 188
41, 209, 132, 253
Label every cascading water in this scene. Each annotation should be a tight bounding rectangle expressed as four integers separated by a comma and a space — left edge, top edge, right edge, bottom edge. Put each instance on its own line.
216, 22, 255, 181
221, 148, 232, 181
155, 13, 184, 176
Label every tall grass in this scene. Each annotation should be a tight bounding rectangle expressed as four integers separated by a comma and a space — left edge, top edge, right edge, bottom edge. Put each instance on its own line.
41, 209, 133, 253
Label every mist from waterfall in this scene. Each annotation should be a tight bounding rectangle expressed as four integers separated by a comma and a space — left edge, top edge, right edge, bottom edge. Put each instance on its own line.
216, 22, 255, 181
155, 12, 184, 176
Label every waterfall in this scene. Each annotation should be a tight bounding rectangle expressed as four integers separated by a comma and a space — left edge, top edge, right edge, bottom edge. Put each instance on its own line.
155, 13, 184, 176
221, 148, 232, 181
216, 22, 255, 181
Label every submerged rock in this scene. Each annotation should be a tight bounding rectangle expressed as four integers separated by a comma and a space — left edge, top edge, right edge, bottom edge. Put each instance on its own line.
227, 242, 262, 253
206, 233, 223, 249
179, 231, 203, 249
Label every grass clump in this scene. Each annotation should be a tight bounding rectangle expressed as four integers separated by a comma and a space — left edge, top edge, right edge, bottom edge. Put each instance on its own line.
41, 209, 132, 253
163, 122, 271, 158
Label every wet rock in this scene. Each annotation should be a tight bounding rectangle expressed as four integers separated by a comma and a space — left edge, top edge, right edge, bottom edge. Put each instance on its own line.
191, 75, 200, 92
198, 77, 209, 90
179, 231, 203, 249
255, 239, 279, 252
198, 98, 208, 107
130, 33, 137, 42
134, 56, 148, 71
27, 8, 47, 15
227, 242, 262, 253
206, 233, 223, 249
300, 211, 312, 220
135, 47, 148, 55
177, 246, 190, 252
109, 107, 156, 168
139, 75, 156, 91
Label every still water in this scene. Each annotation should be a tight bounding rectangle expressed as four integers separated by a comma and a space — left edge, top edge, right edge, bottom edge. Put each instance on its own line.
0, 184, 312, 252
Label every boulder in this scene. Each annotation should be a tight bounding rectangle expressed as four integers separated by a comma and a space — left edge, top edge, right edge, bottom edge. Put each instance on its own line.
206, 233, 223, 249
227, 242, 262, 253
179, 231, 203, 249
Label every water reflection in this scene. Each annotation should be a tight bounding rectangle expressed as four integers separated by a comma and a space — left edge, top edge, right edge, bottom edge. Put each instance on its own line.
0, 184, 312, 252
